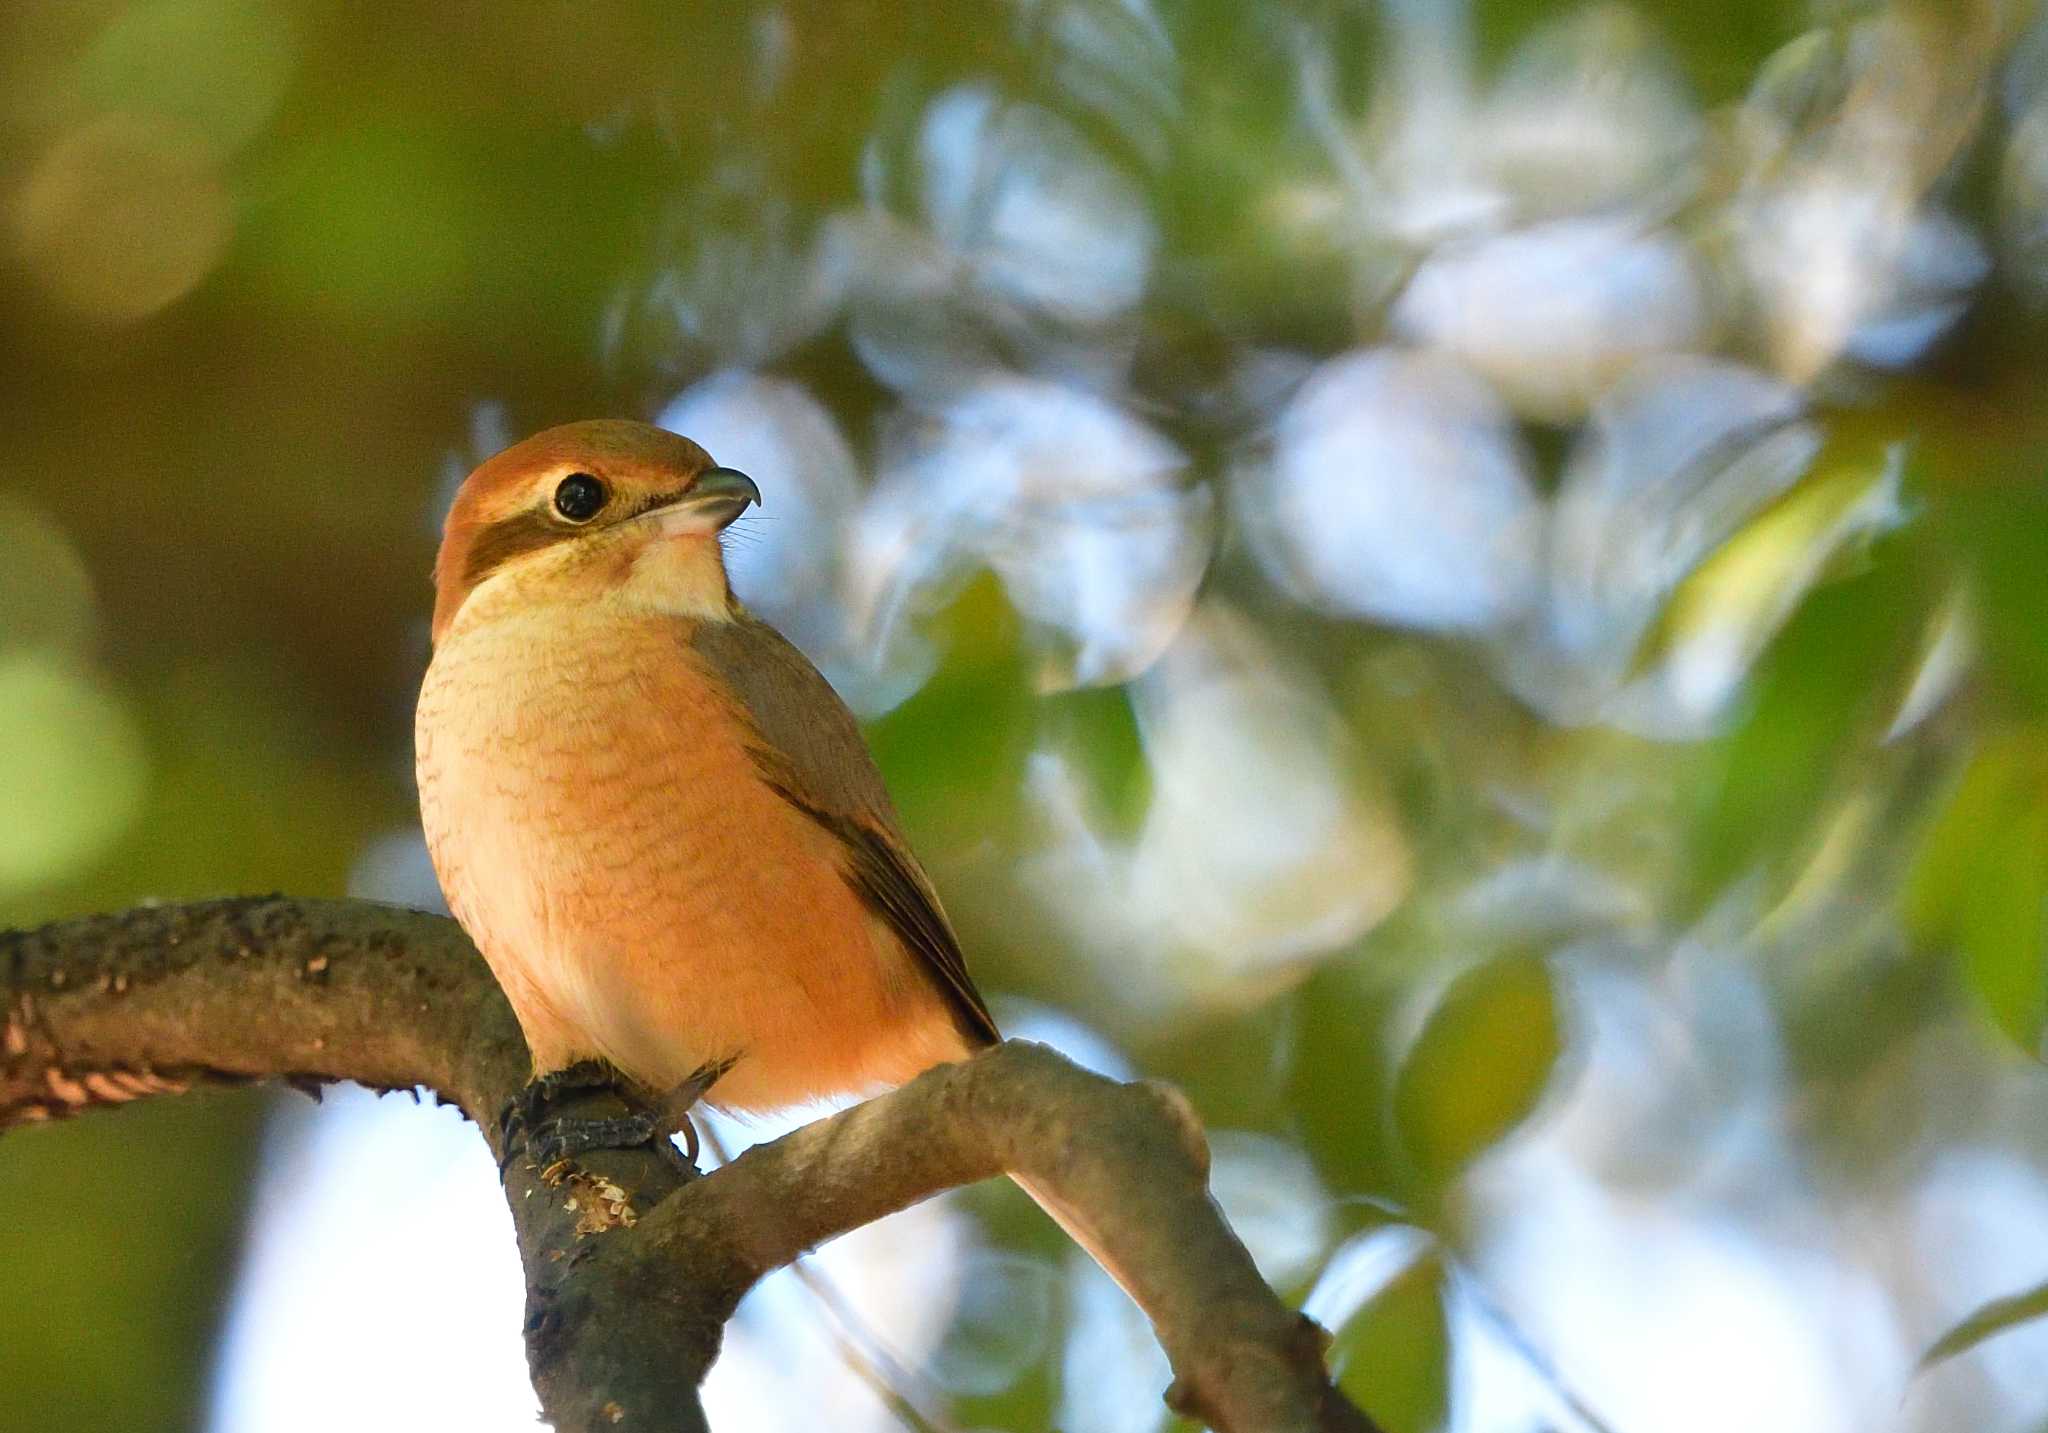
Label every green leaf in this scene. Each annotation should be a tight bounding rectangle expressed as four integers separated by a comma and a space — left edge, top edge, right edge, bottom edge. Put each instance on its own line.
1903, 731, 2048, 1054
1288, 964, 1410, 1202
1687, 545, 1928, 906
864, 573, 1033, 850
1393, 954, 1563, 1183
1919, 1277, 2048, 1372
1904, 732, 2048, 947
1329, 1251, 1450, 1433
1938, 480, 2048, 715
1958, 798, 2048, 1053
1039, 683, 1151, 840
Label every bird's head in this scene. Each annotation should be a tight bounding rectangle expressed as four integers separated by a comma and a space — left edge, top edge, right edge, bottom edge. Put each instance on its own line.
431, 419, 761, 643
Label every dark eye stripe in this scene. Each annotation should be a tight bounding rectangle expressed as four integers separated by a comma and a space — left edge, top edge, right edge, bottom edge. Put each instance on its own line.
460, 509, 571, 592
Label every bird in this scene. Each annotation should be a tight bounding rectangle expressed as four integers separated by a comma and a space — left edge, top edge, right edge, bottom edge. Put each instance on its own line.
415, 419, 1112, 1277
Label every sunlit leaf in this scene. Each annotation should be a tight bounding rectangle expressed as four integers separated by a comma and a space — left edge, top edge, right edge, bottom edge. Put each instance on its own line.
1919, 1277, 2048, 1372
1686, 540, 1929, 905
1393, 954, 1562, 1183
1327, 1249, 1450, 1433
1643, 444, 1907, 711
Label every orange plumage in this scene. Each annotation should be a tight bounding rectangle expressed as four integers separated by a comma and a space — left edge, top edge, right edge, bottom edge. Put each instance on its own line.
418, 420, 990, 1113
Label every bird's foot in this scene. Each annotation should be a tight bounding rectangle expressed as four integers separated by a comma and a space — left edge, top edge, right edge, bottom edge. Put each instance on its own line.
527, 1110, 664, 1168
497, 1058, 615, 1159
498, 1060, 698, 1180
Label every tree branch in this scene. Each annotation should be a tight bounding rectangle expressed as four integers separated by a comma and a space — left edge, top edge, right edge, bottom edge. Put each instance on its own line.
2, 897, 1380, 1433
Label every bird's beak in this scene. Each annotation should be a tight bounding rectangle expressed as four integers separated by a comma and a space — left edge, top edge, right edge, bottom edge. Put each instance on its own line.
646, 467, 762, 535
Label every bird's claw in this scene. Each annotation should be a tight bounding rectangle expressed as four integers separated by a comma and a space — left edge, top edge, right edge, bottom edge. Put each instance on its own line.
652, 1054, 736, 1166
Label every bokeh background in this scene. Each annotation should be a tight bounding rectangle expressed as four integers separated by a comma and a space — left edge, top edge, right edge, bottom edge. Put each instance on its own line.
4, 0, 2048, 1429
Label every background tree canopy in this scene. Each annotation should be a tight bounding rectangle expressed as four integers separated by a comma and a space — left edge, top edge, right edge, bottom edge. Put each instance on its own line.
3, 0, 2047, 1430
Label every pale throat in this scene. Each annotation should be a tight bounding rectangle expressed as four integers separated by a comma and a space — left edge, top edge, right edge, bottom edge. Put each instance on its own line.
444, 531, 735, 642
622, 533, 734, 620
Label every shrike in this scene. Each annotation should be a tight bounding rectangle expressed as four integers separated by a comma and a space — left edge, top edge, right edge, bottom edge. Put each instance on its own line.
417, 419, 1109, 1272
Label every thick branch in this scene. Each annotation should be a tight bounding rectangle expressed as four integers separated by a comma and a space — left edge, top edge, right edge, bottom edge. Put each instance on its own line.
2, 898, 1378, 1433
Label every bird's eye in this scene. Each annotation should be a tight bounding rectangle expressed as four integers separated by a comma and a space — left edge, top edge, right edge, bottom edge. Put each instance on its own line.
552, 473, 608, 523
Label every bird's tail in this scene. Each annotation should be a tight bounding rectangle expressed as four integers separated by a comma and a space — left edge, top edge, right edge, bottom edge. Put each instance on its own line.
1010, 1171, 1142, 1306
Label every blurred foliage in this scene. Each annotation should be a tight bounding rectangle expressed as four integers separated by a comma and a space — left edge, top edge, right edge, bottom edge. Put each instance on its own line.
1922, 1271, 2048, 1372
1, 0, 2048, 1430
1393, 954, 1562, 1191
1908, 727, 2048, 1052
1331, 1250, 1452, 1433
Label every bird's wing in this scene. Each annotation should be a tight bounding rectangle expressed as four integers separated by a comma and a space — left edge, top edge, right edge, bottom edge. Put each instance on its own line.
683, 614, 1000, 1047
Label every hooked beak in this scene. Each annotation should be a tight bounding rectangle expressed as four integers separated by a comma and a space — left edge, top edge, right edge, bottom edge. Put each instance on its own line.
645, 466, 761, 535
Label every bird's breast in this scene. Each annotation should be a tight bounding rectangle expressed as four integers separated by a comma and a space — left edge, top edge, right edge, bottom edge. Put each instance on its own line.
415, 601, 964, 1107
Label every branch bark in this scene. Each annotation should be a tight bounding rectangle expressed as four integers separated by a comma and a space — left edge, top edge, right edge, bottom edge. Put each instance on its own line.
2, 897, 1380, 1433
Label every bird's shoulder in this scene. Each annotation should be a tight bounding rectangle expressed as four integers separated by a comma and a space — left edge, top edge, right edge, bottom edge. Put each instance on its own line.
676, 611, 887, 822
